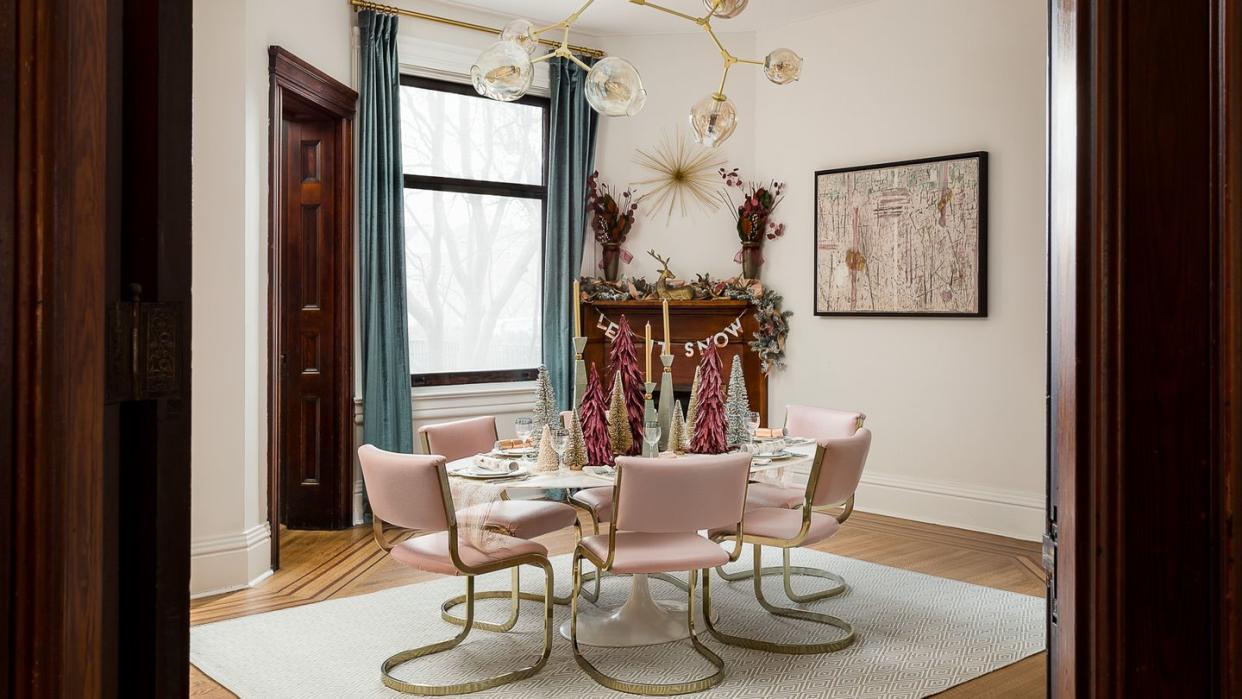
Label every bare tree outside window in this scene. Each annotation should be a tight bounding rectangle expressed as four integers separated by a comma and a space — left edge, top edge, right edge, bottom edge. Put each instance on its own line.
399, 77, 547, 385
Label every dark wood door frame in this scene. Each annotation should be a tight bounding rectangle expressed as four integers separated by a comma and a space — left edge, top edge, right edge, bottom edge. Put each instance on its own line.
3, 0, 193, 695
1048, 0, 1241, 695
267, 47, 357, 568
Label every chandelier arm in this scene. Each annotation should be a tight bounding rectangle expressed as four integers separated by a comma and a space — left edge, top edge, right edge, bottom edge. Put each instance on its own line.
532, 0, 596, 36
716, 62, 731, 99
627, 0, 705, 25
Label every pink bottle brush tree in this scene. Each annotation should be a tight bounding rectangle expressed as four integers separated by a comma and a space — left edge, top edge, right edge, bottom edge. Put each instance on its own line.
608, 315, 646, 455
690, 344, 728, 454
579, 363, 613, 466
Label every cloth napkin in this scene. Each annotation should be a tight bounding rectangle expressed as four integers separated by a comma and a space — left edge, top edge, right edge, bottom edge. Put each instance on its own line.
473, 455, 520, 473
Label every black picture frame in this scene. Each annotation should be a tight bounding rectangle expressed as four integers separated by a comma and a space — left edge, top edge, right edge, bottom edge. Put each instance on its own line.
812, 151, 988, 318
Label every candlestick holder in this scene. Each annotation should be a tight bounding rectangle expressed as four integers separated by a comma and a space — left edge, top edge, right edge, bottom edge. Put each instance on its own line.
643, 381, 657, 457
656, 354, 674, 450
572, 336, 588, 409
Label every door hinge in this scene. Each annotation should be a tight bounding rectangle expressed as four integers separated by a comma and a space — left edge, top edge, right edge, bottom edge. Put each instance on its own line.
106, 283, 184, 403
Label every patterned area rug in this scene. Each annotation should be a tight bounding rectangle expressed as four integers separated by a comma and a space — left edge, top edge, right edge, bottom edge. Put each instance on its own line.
191, 548, 1044, 698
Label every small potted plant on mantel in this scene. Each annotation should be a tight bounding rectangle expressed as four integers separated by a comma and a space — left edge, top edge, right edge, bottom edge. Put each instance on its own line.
587, 171, 638, 282
718, 167, 786, 280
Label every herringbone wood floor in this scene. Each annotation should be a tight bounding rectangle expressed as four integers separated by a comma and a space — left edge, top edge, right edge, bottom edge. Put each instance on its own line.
190, 511, 1046, 697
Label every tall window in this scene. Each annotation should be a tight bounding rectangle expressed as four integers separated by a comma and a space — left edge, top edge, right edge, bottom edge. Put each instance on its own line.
399, 76, 548, 386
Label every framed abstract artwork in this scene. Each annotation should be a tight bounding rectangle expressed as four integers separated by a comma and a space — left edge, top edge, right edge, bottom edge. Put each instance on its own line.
814, 152, 988, 317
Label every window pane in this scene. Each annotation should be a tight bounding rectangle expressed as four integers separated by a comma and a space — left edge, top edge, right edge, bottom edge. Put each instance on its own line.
400, 84, 543, 186
404, 189, 542, 374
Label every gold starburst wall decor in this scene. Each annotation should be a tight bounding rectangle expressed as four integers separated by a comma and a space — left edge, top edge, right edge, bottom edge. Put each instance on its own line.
633, 131, 725, 222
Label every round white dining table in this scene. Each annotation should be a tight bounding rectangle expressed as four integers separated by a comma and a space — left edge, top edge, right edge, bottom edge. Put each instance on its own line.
446, 443, 817, 647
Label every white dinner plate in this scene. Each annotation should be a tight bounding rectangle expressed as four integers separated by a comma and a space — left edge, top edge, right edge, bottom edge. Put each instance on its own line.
494, 447, 536, 457
453, 466, 529, 480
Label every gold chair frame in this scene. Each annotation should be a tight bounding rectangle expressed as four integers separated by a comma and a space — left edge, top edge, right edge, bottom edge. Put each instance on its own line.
569, 465, 748, 695
713, 413, 865, 602
369, 463, 554, 695
706, 443, 858, 655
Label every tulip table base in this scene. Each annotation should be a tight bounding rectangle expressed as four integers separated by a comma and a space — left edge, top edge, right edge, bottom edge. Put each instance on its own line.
560, 573, 713, 647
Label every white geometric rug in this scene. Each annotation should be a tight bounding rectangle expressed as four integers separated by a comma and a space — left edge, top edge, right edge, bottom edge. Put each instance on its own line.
191, 547, 1044, 698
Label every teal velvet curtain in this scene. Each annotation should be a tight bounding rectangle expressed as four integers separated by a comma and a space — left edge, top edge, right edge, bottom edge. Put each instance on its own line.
358, 9, 414, 459
544, 57, 600, 410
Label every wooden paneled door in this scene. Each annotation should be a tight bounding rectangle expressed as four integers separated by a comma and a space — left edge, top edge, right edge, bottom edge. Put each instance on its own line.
279, 118, 343, 529
268, 48, 357, 555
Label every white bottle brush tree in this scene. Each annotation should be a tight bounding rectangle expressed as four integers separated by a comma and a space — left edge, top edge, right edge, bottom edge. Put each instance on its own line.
724, 355, 751, 446
531, 365, 557, 449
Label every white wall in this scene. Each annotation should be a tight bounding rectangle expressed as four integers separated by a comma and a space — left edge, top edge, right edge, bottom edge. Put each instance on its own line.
597, 0, 1048, 539
191, 0, 354, 596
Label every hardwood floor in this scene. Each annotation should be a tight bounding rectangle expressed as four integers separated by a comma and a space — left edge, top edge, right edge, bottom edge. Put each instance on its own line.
190, 511, 1046, 697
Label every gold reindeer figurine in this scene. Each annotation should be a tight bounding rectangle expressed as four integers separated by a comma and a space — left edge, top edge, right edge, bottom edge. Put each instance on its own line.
648, 250, 696, 301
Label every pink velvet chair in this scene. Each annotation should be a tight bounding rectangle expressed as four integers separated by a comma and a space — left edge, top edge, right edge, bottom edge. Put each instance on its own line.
358, 445, 554, 694
417, 415, 499, 462
707, 429, 871, 655
415, 416, 581, 625
570, 453, 751, 694
721, 405, 866, 603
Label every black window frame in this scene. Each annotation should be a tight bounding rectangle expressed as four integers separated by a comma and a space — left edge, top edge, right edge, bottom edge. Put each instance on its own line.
399, 75, 549, 388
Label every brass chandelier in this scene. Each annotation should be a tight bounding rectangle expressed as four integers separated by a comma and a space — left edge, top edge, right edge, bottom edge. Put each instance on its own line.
471, 0, 803, 147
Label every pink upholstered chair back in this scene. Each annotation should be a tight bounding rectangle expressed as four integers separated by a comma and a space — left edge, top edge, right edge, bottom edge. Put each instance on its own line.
808, 428, 872, 508
613, 454, 752, 533
785, 405, 865, 440
418, 416, 498, 462
358, 445, 451, 532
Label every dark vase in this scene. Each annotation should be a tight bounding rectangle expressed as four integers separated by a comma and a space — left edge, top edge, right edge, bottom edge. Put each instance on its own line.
740, 241, 763, 280
602, 243, 622, 282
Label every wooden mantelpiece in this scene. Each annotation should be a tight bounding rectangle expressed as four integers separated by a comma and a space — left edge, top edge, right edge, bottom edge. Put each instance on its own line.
580, 299, 769, 426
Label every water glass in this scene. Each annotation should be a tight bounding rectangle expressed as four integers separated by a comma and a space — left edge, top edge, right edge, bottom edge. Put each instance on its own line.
643, 419, 661, 453
746, 411, 761, 442
550, 428, 568, 460
514, 416, 533, 443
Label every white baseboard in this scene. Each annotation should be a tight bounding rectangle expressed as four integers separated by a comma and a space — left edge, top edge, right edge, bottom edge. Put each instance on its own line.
853, 471, 1045, 541
190, 522, 272, 598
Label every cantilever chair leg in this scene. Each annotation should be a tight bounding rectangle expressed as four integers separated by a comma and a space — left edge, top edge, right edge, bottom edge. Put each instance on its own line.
443, 520, 598, 628
704, 544, 856, 655
714, 546, 847, 601
571, 555, 725, 696
382, 562, 555, 695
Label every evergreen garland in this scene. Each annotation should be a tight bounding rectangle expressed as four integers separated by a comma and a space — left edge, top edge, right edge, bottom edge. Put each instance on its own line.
724, 355, 751, 445
579, 364, 613, 466
606, 371, 634, 456
690, 344, 728, 454
607, 315, 645, 455
531, 365, 557, 449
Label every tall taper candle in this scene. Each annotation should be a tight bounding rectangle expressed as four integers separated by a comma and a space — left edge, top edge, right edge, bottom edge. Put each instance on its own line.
662, 299, 670, 347
644, 322, 652, 383
572, 279, 581, 337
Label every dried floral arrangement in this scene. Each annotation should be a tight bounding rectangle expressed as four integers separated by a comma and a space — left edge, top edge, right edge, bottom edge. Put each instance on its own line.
718, 167, 787, 276
586, 171, 638, 278
579, 274, 793, 372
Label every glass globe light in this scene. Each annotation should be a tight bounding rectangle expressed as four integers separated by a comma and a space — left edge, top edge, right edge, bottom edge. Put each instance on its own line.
500, 18, 538, 55
688, 93, 738, 147
702, 0, 748, 19
764, 48, 803, 85
470, 41, 533, 102
585, 57, 647, 117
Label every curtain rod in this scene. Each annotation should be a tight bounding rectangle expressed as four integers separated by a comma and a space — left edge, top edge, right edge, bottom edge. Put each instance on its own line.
349, 0, 607, 58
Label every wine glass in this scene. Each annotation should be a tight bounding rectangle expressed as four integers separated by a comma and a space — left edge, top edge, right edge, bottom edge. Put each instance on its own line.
513, 416, 533, 444
644, 419, 662, 455
549, 427, 568, 465
746, 411, 761, 443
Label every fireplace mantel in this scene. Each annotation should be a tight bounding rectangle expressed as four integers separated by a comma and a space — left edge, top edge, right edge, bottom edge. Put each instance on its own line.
579, 299, 769, 425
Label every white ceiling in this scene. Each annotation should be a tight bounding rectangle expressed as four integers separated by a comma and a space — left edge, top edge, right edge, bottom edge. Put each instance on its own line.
437, 0, 865, 37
